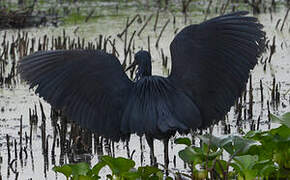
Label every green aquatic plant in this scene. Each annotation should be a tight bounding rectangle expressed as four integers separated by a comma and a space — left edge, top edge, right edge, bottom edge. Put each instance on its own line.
175, 112, 290, 179
53, 155, 166, 180
53, 112, 290, 180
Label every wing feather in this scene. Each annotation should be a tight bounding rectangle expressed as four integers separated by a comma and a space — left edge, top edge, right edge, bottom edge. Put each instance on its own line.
169, 11, 265, 127
18, 50, 132, 140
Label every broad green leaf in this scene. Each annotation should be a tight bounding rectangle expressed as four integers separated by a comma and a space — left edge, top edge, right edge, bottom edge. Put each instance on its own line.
233, 155, 258, 169
100, 156, 116, 175
199, 134, 260, 155
122, 171, 141, 179
270, 113, 281, 124
91, 161, 106, 176
194, 144, 223, 160
281, 112, 290, 127
69, 162, 91, 177
174, 137, 191, 146
155, 171, 164, 179
197, 134, 224, 148
178, 146, 201, 164
101, 156, 135, 175
245, 130, 264, 139
113, 157, 135, 174
222, 136, 260, 155
270, 113, 290, 128
233, 136, 261, 155
253, 159, 278, 177
269, 125, 290, 139
246, 127, 290, 163
53, 165, 72, 178
91, 175, 100, 180
232, 155, 259, 180
78, 175, 94, 180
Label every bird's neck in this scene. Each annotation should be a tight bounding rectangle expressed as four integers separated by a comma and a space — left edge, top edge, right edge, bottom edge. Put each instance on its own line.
135, 62, 152, 80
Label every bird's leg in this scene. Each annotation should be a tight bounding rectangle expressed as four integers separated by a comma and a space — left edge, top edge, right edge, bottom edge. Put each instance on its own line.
145, 135, 157, 166
140, 136, 144, 166
163, 138, 169, 176
126, 139, 130, 158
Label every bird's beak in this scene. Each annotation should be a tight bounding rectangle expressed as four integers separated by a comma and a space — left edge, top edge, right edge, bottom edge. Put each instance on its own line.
125, 60, 137, 72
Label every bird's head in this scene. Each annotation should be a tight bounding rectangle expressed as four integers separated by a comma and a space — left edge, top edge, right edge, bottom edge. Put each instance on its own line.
126, 50, 152, 80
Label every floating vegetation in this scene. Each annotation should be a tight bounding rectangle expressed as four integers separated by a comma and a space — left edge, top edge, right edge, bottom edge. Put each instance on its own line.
53, 112, 290, 179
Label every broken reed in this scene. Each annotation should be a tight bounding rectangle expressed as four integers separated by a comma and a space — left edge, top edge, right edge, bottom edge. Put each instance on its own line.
0, 30, 123, 87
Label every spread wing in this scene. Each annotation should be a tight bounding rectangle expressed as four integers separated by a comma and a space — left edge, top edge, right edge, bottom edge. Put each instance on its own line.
18, 50, 133, 140
168, 11, 266, 128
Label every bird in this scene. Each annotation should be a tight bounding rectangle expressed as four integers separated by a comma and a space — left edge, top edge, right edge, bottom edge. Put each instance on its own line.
18, 11, 265, 168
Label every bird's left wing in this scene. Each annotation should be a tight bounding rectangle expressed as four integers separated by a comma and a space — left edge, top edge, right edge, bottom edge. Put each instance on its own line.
18, 50, 133, 140
168, 11, 266, 128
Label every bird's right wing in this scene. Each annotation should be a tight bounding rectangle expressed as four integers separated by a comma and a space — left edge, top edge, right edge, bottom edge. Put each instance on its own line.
169, 11, 265, 128
18, 50, 133, 140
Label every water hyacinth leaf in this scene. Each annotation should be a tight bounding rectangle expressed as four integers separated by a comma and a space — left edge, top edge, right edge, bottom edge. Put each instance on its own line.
100, 156, 114, 172
232, 136, 261, 155
174, 137, 191, 146
77, 175, 95, 180
69, 162, 91, 177
122, 171, 141, 180
197, 134, 225, 148
101, 156, 135, 175
281, 112, 290, 127
246, 127, 290, 163
231, 155, 259, 180
53, 165, 72, 178
112, 157, 135, 174
91, 175, 101, 180
194, 144, 223, 160
198, 134, 260, 155
269, 125, 290, 140
252, 159, 278, 177
270, 113, 290, 128
91, 161, 106, 177
222, 136, 260, 155
197, 134, 240, 151
178, 146, 201, 164
245, 130, 264, 138
155, 171, 164, 179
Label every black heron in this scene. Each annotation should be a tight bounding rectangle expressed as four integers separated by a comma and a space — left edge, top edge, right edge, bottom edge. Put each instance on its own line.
18, 11, 265, 168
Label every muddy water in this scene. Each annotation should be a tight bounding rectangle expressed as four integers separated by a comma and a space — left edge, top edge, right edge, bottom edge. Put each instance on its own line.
1, 5, 290, 180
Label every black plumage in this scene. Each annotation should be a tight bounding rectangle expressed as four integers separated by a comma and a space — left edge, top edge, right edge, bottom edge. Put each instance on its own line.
18, 11, 265, 165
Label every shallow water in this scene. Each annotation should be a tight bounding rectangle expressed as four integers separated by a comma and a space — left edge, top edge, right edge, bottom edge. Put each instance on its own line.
1, 2, 290, 179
